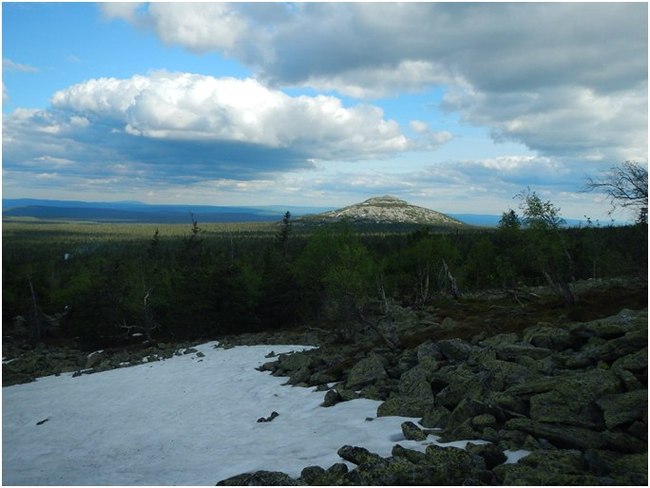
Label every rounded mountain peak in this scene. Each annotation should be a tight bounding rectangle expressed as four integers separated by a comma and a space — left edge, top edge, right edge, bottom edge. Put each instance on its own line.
361, 195, 407, 206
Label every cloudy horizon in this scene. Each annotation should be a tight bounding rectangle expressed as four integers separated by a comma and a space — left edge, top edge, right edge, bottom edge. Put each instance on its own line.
2, 2, 648, 220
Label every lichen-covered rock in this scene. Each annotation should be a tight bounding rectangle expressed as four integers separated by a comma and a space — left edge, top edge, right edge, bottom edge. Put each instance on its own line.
398, 364, 434, 399
419, 405, 451, 428
437, 338, 473, 361
505, 418, 607, 450
321, 389, 342, 407
596, 389, 647, 429
401, 421, 427, 441
525, 369, 622, 428
345, 353, 387, 390
523, 323, 577, 351
277, 351, 315, 372
493, 449, 601, 485
216, 470, 298, 485
337, 445, 388, 468
376, 395, 432, 418
466, 442, 507, 469
298, 466, 325, 484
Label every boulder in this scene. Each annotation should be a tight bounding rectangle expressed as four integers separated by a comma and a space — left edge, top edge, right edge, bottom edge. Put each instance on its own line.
493, 449, 601, 485
376, 396, 432, 418
401, 421, 427, 441
505, 418, 607, 450
216, 471, 298, 485
345, 353, 387, 390
466, 442, 507, 469
321, 389, 342, 407
437, 338, 473, 361
337, 445, 388, 468
526, 369, 622, 428
523, 323, 577, 350
596, 389, 647, 430
496, 343, 553, 362
397, 364, 434, 399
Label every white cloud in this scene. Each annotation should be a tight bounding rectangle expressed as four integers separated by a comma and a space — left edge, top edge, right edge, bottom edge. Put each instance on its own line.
50, 72, 411, 160
99, 3, 145, 23
111, 3, 647, 165
146, 3, 252, 56
3, 58, 39, 73
2, 81, 8, 103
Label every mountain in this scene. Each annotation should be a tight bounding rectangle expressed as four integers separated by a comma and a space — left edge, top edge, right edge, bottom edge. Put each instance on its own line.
2, 199, 332, 223
296, 195, 466, 227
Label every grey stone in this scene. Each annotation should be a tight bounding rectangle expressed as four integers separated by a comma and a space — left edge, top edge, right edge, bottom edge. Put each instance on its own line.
437, 338, 473, 361
216, 471, 298, 485
401, 421, 427, 441
345, 353, 387, 390
596, 389, 648, 429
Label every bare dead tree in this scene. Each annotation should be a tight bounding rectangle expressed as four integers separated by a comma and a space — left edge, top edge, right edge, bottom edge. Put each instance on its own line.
585, 161, 648, 224
439, 259, 461, 299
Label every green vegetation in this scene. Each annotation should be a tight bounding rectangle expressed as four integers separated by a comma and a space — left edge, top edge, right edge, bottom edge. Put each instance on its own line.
3, 209, 647, 351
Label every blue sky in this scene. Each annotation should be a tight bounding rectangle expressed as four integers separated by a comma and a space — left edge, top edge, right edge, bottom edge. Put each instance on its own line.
2, 2, 648, 221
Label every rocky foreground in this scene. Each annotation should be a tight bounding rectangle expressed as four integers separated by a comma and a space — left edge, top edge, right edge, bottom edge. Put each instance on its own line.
217, 307, 647, 485
3, 280, 647, 485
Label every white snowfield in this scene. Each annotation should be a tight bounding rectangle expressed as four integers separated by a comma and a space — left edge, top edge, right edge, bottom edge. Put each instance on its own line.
3, 342, 528, 485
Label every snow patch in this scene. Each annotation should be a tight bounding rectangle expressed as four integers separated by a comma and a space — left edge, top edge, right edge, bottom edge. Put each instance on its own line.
3, 342, 512, 485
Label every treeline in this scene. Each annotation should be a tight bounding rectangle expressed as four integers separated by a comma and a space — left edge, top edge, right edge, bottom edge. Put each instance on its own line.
3, 216, 647, 350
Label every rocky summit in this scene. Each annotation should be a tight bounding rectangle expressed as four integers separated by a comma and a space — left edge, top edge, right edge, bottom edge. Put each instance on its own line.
298, 196, 465, 226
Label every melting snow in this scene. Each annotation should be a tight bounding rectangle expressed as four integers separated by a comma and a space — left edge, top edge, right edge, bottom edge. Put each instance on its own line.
3, 342, 528, 485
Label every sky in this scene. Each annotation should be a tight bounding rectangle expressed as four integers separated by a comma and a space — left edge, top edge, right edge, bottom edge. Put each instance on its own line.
2, 341, 526, 484
2, 2, 648, 220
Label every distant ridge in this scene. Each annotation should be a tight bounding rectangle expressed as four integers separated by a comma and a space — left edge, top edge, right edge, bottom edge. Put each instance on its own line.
297, 195, 466, 227
2, 199, 331, 224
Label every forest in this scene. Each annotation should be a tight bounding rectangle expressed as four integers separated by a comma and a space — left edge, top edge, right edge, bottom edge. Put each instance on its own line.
3, 196, 647, 352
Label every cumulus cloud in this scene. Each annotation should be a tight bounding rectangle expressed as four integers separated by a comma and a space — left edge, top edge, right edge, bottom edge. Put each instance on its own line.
4, 71, 427, 191
99, 3, 146, 23
113, 3, 647, 164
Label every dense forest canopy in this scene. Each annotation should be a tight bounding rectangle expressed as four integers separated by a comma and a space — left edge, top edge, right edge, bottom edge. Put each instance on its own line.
3, 214, 647, 351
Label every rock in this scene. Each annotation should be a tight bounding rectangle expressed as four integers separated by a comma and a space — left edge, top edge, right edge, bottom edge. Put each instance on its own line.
479, 332, 519, 348
85, 350, 106, 369
299, 466, 325, 484
496, 343, 553, 361
321, 389, 342, 407
472, 413, 497, 431
424, 444, 486, 484
391, 444, 427, 464
568, 309, 646, 340
401, 421, 427, 441
376, 396, 432, 418
308, 371, 336, 386
466, 442, 507, 469
287, 366, 310, 385
505, 418, 607, 450
526, 369, 622, 428
416, 341, 443, 364
493, 449, 601, 485
437, 338, 473, 361
278, 351, 313, 371
478, 358, 535, 391
596, 389, 647, 429
345, 353, 387, 390
420, 405, 451, 428
523, 323, 577, 350
216, 470, 298, 485
397, 364, 434, 399
256, 411, 279, 423
337, 445, 388, 468
612, 347, 648, 374
601, 431, 647, 454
